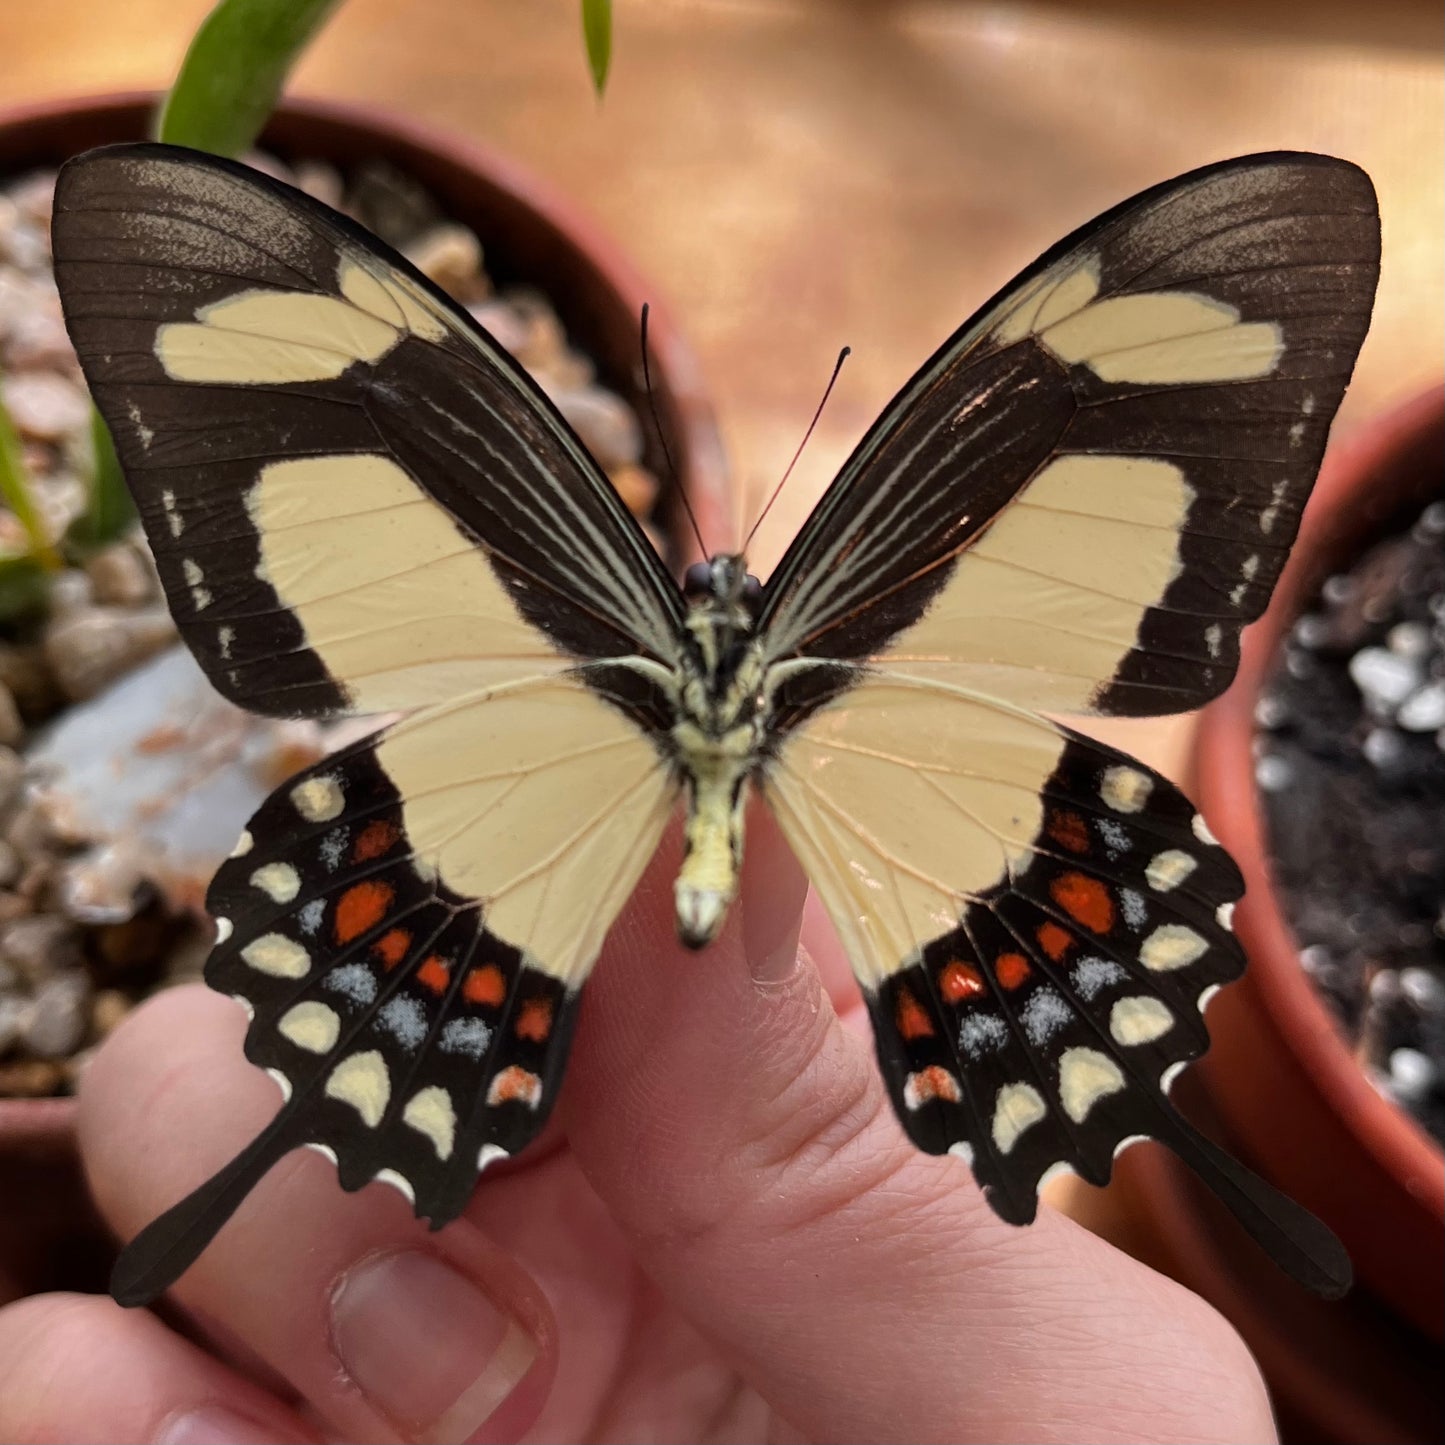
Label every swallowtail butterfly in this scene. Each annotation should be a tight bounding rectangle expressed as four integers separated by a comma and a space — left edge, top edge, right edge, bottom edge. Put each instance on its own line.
52, 145, 1379, 1306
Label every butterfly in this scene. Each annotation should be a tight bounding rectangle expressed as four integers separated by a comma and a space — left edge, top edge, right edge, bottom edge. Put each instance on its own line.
51, 144, 1379, 1307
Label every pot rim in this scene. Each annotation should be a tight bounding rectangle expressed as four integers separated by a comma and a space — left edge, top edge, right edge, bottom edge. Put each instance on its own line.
0, 88, 729, 1147
1193, 383, 1445, 1213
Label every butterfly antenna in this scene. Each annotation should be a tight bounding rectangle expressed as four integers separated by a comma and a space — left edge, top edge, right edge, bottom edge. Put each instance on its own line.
743, 344, 850, 554
639, 302, 708, 560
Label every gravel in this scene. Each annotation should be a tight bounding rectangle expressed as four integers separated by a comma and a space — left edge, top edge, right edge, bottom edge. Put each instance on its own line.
1256, 493, 1445, 1145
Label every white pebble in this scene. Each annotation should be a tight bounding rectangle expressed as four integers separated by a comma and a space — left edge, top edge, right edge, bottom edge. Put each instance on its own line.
1397, 680, 1445, 732
1254, 754, 1293, 791
1388, 1047, 1435, 1101
1399, 967, 1445, 1011
1349, 647, 1421, 709
1362, 728, 1404, 768
1387, 622, 1432, 659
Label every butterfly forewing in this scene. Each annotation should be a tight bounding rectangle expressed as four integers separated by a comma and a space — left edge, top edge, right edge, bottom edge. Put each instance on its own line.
51, 143, 683, 719
760, 152, 1380, 717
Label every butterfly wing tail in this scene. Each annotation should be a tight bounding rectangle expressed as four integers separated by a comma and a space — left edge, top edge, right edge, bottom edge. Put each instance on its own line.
110, 1116, 293, 1307
1162, 1111, 1351, 1299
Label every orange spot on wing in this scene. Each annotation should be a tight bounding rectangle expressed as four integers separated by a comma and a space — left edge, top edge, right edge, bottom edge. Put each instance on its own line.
516, 997, 554, 1043
487, 1065, 542, 1107
463, 964, 507, 1007
908, 1065, 962, 1105
996, 952, 1032, 989
1036, 922, 1072, 962
895, 987, 934, 1040
417, 955, 451, 995
939, 961, 985, 1003
334, 881, 394, 944
1050, 872, 1115, 934
1047, 809, 1090, 854
353, 820, 399, 863
373, 928, 411, 970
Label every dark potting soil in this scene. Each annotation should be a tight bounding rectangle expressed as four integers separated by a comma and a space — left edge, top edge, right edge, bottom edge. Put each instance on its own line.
1256, 497, 1445, 1147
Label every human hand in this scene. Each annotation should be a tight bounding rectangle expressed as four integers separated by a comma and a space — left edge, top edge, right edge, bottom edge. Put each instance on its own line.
0, 812, 1276, 1443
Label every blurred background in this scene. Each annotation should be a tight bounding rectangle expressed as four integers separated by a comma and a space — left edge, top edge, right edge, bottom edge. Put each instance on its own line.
0, 3, 1441, 1438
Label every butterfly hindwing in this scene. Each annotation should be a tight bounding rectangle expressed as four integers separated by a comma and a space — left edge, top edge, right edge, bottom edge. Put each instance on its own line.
112, 687, 677, 1305
51, 142, 683, 719
759, 152, 1380, 718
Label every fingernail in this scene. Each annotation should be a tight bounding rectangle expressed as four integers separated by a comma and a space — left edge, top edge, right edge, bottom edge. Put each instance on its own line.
331, 1250, 537, 1444
156, 1405, 309, 1445
743, 822, 807, 985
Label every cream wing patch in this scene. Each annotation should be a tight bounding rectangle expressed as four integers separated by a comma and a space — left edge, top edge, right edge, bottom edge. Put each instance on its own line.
155, 256, 445, 385
992, 254, 1283, 385
247, 454, 574, 711
377, 677, 677, 986
881, 454, 1192, 711
763, 678, 1067, 989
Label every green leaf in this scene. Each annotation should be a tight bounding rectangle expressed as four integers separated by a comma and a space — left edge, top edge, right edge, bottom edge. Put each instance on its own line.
581, 0, 613, 97
67, 408, 136, 554
0, 553, 49, 625
0, 377, 61, 573
155, 0, 345, 157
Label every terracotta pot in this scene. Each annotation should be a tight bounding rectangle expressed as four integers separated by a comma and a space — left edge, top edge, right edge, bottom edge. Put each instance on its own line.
0, 92, 728, 1303
1093, 387, 1445, 1443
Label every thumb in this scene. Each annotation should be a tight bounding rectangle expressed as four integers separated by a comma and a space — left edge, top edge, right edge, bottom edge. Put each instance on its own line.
563, 807, 1274, 1444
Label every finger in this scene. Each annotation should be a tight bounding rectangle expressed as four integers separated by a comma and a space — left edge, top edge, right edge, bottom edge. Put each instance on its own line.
565, 809, 1276, 1444
0, 1292, 313, 1444
79, 987, 555, 1445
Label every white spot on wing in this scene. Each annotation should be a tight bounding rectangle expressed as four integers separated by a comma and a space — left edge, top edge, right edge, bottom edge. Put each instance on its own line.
1141, 924, 1208, 971
374, 1167, 416, 1205
948, 1140, 975, 1167
1216, 901, 1236, 931
278, 1001, 341, 1053
213, 916, 233, 944
324, 1050, 391, 1127
403, 1085, 457, 1160
266, 1067, 292, 1103
1058, 1046, 1126, 1122
298, 898, 326, 936
1145, 850, 1198, 892
291, 774, 345, 823
241, 933, 309, 978
478, 1143, 510, 1172
161, 489, 183, 537
251, 862, 301, 903
992, 1082, 1047, 1153
1197, 983, 1222, 1013
231, 830, 253, 858
1161, 1060, 1189, 1092
1204, 623, 1223, 659
1191, 813, 1220, 846
1100, 766, 1152, 814
1109, 995, 1175, 1045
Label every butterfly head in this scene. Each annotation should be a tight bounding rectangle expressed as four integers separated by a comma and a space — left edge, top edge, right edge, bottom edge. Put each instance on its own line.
682, 554, 763, 622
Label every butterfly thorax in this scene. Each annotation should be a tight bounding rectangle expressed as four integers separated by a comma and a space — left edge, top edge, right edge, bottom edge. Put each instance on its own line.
673, 554, 768, 947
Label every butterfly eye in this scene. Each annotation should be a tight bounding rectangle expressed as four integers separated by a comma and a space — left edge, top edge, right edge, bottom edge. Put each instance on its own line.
682, 561, 713, 599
